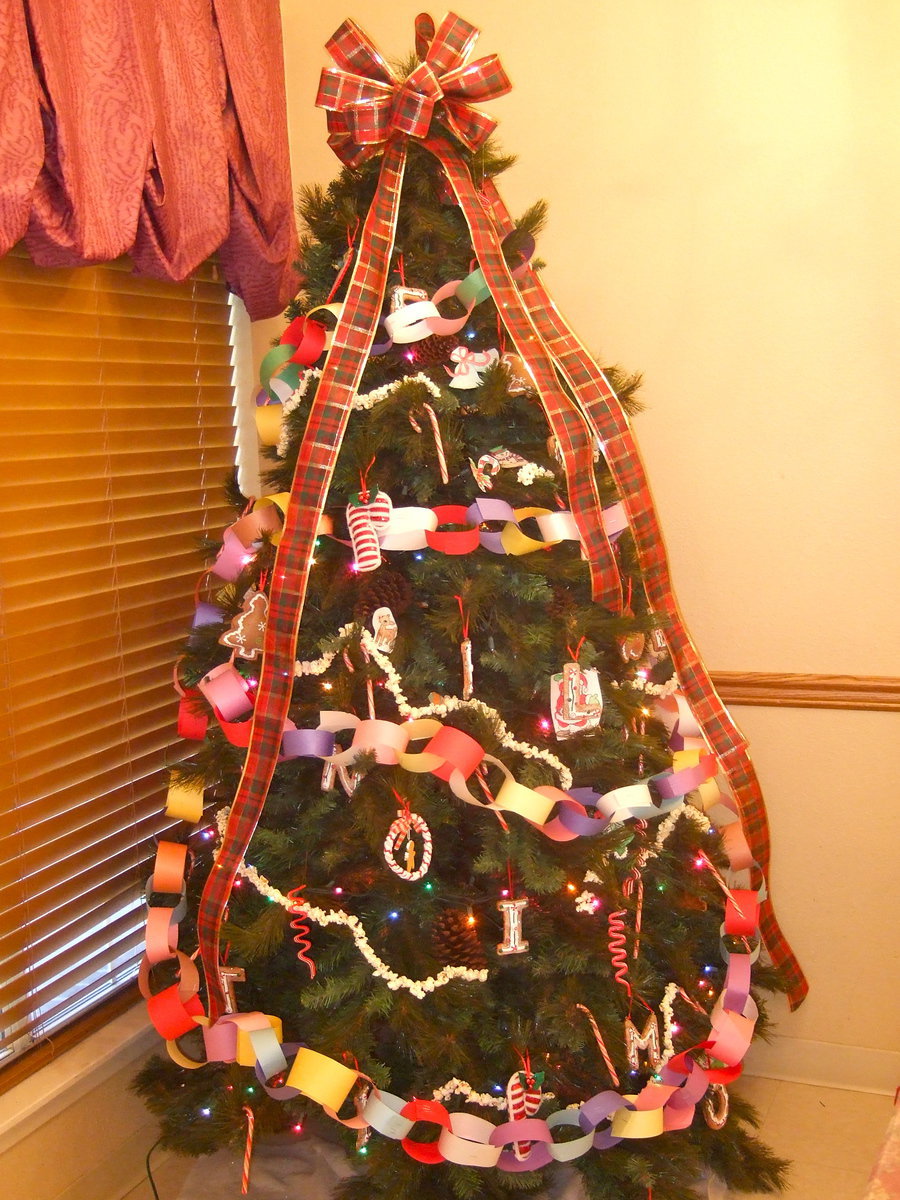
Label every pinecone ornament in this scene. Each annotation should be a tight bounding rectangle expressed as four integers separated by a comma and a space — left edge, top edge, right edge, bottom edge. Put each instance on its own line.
354, 567, 414, 623
431, 909, 488, 970
412, 333, 460, 366
548, 584, 577, 622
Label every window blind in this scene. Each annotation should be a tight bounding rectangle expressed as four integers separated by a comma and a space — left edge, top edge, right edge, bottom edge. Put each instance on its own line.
0, 247, 237, 1067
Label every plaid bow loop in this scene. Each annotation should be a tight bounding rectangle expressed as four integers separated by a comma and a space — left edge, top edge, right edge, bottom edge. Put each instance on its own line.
317, 11, 511, 165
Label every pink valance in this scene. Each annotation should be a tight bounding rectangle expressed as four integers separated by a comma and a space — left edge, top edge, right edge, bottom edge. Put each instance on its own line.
0, 0, 298, 320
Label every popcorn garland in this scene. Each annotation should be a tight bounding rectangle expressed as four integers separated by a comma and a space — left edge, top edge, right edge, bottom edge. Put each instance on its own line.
296, 623, 575, 791
215, 810, 488, 999
277, 369, 555, 488
432, 1079, 509, 1112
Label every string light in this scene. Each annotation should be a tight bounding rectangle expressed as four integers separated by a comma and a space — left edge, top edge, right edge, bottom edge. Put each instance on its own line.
333, 886, 344, 895
388, 910, 399, 920
539, 717, 551, 732
200, 1107, 211, 1117
566, 883, 577, 893
292, 1123, 303, 1134
423, 881, 434, 891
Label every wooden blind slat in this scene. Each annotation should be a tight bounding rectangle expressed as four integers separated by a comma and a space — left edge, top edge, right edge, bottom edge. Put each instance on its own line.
0, 245, 235, 1067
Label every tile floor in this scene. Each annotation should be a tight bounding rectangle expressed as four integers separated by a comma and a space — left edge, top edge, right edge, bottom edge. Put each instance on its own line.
123, 1078, 896, 1200
729, 1077, 894, 1200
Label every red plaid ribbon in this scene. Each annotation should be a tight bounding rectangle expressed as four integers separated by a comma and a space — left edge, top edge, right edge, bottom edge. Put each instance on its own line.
475, 178, 808, 1007
197, 11, 806, 1018
197, 13, 514, 1020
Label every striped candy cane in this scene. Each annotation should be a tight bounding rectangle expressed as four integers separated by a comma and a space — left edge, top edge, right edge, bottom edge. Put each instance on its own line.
241, 1105, 255, 1194
346, 489, 392, 572
506, 1068, 543, 1160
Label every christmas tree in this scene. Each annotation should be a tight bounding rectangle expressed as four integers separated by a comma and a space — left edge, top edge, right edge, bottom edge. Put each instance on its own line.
134, 14, 806, 1200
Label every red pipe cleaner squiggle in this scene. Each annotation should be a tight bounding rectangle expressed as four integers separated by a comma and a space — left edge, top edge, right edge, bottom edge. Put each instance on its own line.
286, 886, 317, 978
607, 909, 632, 1000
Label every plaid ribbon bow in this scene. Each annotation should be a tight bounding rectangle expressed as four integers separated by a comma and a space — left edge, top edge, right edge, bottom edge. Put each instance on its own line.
195, 11, 806, 1022
316, 13, 511, 167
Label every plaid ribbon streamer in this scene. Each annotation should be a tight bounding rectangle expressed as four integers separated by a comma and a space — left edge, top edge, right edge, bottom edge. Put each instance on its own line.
197, 10, 805, 1018
474, 178, 808, 1007
196, 13, 512, 1021
423, 135, 623, 610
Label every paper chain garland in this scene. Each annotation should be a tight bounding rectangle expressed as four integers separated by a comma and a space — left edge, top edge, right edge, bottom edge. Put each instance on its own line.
145, 781, 762, 1170
152, 600, 766, 1169
210, 486, 626, 584
189, 608, 721, 844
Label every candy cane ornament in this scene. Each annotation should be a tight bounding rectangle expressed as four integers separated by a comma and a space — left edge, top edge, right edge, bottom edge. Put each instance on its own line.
383, 808, 433, 882
505, 1067, 544, 1160
346, 489, 392, 572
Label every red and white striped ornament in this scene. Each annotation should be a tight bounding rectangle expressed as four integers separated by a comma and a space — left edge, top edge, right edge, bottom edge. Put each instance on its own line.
346, 489, 392, 572
505, 1067, 544, 1160
383, 808, 433, 882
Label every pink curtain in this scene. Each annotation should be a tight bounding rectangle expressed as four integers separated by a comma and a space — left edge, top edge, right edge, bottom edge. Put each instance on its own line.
0, 0, 298, 320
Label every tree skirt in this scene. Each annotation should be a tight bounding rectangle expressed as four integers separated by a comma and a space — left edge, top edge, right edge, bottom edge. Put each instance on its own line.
174, 1133, 588, 1199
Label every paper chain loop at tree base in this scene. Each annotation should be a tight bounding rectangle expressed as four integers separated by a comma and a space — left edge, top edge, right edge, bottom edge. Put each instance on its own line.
143, 787, 762, 1171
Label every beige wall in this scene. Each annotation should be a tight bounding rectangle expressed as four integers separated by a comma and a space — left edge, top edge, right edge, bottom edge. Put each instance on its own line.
270, 1, 900, 1086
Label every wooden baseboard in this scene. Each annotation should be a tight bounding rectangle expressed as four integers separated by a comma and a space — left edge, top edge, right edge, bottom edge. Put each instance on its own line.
709, 671, 900, 712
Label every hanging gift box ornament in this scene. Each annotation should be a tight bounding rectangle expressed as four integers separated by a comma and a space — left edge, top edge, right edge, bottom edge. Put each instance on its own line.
446, 345, 500, 389
346, 489, 392, 572
371, 606, 398, 652
550, 663, 603, 739
383, 807, 433, 882
219, 590, 269, 660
